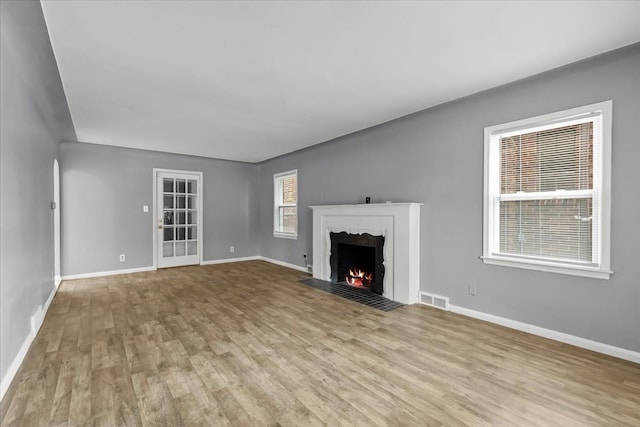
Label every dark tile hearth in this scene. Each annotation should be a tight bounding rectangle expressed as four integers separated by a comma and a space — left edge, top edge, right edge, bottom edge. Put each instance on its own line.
298, 278, 404, 312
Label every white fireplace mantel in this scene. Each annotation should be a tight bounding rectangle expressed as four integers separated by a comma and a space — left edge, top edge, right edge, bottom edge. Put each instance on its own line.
309, 203, 422, 304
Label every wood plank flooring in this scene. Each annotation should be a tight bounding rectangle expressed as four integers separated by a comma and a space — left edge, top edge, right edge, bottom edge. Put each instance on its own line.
1, 260, 639, 426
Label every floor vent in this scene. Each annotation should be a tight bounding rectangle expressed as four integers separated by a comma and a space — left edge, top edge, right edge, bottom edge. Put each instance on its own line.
419, 292, 450, 311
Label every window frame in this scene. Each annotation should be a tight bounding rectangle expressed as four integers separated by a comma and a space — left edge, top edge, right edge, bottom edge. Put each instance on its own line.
482, 101, 612, 279
273, 169, 298, 239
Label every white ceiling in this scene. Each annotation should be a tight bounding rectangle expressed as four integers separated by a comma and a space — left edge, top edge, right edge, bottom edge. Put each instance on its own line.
41, 1, 640, 163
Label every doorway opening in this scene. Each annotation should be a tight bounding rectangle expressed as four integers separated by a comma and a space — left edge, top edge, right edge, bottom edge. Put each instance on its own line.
53, 159, 60, 287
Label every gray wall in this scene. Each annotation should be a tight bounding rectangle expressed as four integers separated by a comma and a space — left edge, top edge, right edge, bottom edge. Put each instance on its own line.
60, 143, 260, 275
257, 44, 640, 352
0, 1, 76, 386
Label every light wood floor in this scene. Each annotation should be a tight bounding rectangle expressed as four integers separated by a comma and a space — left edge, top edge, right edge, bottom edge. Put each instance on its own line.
1, 261, 639, 426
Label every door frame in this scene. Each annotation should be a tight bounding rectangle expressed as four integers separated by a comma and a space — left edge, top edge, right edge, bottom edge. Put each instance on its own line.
53, 159, 61, 287
152, 168, 204, 269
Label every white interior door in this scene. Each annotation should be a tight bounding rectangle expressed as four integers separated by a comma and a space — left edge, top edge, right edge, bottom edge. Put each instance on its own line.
156, 170, 202, 268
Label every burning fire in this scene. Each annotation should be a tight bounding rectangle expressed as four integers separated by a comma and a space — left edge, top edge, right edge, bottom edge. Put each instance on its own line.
346, 269, 373, 288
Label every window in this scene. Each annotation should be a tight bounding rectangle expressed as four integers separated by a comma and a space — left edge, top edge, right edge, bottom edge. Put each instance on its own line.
483, 101, 612, 279
274, 170, 298, 239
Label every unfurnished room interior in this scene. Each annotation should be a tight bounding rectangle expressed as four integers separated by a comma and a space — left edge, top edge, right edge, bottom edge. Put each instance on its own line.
1, 1, 640, 425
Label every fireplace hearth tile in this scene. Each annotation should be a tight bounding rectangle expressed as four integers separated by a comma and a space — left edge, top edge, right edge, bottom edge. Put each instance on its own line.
298, 278, 404, 312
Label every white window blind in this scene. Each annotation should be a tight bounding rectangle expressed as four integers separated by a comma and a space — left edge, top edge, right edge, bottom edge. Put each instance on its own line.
483, 101, 612, 279
499, 120, 597, 264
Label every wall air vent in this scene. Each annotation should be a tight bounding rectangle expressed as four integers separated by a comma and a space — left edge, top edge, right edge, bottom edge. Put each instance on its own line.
419, 292, 450, 311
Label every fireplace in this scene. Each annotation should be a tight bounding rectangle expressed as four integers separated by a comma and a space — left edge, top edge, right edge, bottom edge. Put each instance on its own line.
330, 232, 385, 294
310, 202, 422, 304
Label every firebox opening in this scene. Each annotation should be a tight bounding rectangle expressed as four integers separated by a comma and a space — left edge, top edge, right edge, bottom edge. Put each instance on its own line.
337, 244, 375, 289
329, 232, 385, 295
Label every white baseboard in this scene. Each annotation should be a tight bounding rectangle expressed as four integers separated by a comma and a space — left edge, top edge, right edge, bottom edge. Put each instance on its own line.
60, 256, 308, 281
449, 304, 640, 364
201, 256, 260, 265
259, 256, 309, 273
60, 259, 262, 280
54, 275, 61, 288
42, 286, 56, 325
0, 285, 58, 401
61, 266, 156, 281
0, 330, 34, 401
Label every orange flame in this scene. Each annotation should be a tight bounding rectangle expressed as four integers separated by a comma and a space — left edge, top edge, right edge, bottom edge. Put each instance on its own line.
345, 269, 373, 288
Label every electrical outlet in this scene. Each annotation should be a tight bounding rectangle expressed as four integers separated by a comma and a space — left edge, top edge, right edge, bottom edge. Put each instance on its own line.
143, 205, 149, 212
230, 246, 235, 253
119, 254, 126, 262
469, 282, 476, 296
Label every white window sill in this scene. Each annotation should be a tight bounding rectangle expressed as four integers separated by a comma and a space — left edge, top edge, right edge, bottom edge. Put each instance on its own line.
273, 232, 298, 240
481, 255, 612, 280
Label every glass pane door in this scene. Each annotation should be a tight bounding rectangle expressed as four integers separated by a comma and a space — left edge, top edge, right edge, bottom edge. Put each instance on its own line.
157, 171, 201, 268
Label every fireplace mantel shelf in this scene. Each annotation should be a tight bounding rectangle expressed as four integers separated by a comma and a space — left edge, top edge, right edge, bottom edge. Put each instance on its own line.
310, 202, 422, 209
310, 202, 422, 304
